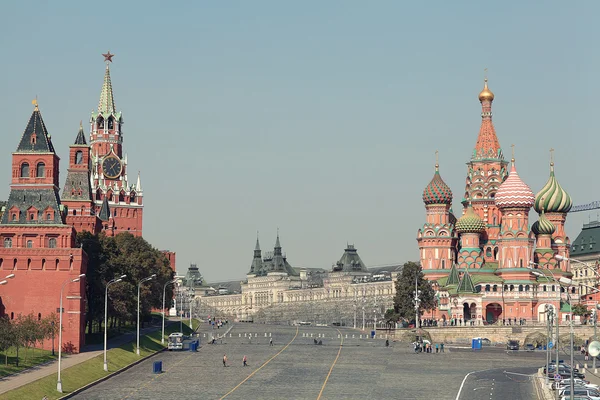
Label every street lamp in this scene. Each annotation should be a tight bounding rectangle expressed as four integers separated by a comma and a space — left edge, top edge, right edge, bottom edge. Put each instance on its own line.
555, 255, 600, 372
189, 289, 196, 329
414, 275, 421, 330
0, 273, 15, 286
104, 275, 126, 372
57, 274, 85, 393
137, 274, 156, 356
51, 321, 55, 356
162, 278, 180, 345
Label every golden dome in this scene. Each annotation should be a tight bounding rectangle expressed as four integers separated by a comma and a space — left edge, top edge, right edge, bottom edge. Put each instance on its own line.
478, 78, 494, 102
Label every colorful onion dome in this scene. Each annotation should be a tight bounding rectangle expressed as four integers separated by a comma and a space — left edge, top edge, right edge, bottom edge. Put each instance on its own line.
534, 162, 572, 213
455, 204, 485, 233
531, 210, 556, 236
478, 78, 494, 102
422, 164, 453, 205
495, 161, 535, 209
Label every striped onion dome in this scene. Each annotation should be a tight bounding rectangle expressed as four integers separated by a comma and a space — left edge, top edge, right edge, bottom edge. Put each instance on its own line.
455, 204, 485, 233
422, 164, 453, 205
495, 161, 535, 209
531, 210, 556, 236
534, 163, 572, 214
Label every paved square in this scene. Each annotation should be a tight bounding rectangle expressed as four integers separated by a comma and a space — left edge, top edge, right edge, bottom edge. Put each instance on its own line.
72, 324, 546, 400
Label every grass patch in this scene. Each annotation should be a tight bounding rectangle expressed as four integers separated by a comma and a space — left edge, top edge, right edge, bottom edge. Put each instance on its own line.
0, 320, 198, 400
0, 348, 57, 378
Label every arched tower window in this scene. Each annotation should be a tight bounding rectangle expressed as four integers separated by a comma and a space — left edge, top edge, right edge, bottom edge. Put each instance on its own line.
48, 238, 57, 248
75, 151, 83, 165
20, 163, 30, 178
36, 162, 45, 178
97, 116, 104, 129
107, 117, 114, 130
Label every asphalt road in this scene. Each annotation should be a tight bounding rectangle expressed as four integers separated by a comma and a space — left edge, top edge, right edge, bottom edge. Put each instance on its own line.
71, 324, 547, 400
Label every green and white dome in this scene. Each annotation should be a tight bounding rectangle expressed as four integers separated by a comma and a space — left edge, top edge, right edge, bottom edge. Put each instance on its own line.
534, 163, 572, 214
531, 210, 556, 235
455, 205, 485, 233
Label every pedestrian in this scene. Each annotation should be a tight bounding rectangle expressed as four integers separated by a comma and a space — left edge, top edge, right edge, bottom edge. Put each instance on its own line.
223, 354, 227, 367
585, 351, 590, 361
243, 355, 248, 367
270, 337, 273, 346
386, 339, 390, 347
441, 343, 444, 353
435, 343, 439, 353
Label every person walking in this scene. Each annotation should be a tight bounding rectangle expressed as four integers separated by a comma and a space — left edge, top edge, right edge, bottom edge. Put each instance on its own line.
270, 337, 273, 346
243, 355, 248, 367
223, 354, 228, 367
435, 343, 439, 353
441, 343, 444, 353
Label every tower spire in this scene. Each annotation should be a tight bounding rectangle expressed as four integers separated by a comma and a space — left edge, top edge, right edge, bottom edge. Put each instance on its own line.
98, 52, 116, 114
74, 121, 87, 145
255, 231, 260, 251
473, 76, 502, 160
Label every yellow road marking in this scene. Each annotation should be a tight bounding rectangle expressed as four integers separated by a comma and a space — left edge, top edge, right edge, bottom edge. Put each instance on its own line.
219, 327, 299, 399
316, 329, 343, 400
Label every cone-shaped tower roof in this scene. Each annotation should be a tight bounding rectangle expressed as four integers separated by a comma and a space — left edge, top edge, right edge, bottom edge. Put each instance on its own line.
74, 121, 87, 145
446, 264, 460, 286
17, 101, 55, 153
99, 197, 111, 221
457, 268, 476, 293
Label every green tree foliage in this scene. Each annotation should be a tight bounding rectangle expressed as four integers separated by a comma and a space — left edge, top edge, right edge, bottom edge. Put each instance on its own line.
392, 261, 436, 321
77, 232, 175, 334
0, 313, 57, 366
0, 317, 13, 365
572, 303, 589, 317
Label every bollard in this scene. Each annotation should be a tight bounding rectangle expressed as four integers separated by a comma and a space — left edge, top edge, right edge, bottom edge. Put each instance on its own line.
203, 333, 206, 338
595, 368, 598, 374
311, 334, 313, 337
345, 334, 348, 338
265, 333, 267, 337
338, 335, 340, 338
244, 333, 247, 337
230, 334, 232, 337
239, 333, 241, 337
352, 335, 355, 338
255, 333, 258, 337
270, 333, 272, 337
577, 364, 580, 369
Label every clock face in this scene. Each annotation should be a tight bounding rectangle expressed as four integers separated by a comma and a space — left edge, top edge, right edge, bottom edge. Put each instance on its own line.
102, 156, 122, 179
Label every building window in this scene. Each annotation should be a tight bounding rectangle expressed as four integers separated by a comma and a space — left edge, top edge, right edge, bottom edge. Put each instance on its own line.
36, 162, 45, 178
46, 213, 51, 220
20, 163, 30, 178
30, 213, 35, 220
3, 238, 12, 248
10, 312, 14, 320
518, 284, 523, 292
11, 213, 17, 222
26, 240, 33, 248
48, 238, 57, 248
485, 284, 490, 292
75, 151, 83, 165
492, 285, 497, 292
38, 313, 41, 321
73, 210, 77, 216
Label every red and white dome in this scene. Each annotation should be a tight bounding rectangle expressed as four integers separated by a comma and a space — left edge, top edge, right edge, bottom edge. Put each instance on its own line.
495, 162, 534, 209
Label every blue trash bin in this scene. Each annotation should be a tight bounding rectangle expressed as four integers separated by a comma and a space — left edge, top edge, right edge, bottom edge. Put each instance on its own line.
371, 330, 376, 338
190, 342, 197, 352
153, 361, 162, 374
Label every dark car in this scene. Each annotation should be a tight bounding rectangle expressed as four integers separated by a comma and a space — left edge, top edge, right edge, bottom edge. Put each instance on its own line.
525, 343, 535, 351
507, 340, 520, 350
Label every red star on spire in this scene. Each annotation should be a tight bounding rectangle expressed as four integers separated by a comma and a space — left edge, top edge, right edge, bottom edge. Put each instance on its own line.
102, 51, 115, 63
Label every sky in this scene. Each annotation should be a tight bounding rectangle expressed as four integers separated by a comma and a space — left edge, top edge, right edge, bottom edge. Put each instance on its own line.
0, 1, 598, 282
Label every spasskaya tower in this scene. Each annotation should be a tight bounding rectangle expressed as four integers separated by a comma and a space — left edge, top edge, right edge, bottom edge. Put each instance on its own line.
89, 52, 143, 236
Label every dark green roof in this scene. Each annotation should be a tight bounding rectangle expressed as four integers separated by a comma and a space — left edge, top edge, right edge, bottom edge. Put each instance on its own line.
457, 269, 476, 293
16, 108, 55, 153
446, 264, 460, 285
571, 221, 600, 257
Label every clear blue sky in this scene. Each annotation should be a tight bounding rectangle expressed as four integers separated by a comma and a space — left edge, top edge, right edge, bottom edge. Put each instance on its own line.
0, 1, 597, 281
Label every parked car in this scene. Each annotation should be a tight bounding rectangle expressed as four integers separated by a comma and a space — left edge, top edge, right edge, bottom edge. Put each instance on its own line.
553, 378, 597, 390
525, 343, 535, 351
507, 340, 520, 350
559, 387, 600, 400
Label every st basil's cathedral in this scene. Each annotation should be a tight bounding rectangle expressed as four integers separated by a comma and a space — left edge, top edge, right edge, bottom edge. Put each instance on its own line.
417, 78, 574, 325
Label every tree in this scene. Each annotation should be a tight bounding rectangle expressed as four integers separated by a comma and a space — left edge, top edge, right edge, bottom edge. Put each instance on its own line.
393, 261, 436, 321
572, 304, 589, 318
0, 317, 13, 365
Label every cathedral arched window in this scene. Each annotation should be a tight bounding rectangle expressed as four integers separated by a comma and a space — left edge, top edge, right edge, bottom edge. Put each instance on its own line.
75, 151, 83, 165
20, 163, 30, 178
36, 162, 45, 178
97, 116, 104, 129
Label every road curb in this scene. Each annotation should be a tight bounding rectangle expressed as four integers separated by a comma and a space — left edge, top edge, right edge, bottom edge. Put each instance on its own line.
58, 347, 167, 399
534, 368, 554, 400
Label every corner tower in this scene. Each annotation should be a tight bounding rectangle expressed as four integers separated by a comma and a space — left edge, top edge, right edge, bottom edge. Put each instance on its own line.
89, 52, 143, 236
463, 78, 508, 264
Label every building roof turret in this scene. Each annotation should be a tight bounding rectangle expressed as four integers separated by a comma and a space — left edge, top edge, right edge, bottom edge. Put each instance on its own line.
455, 204, 485, 234
422, 160, 453, 205
534, 155, 572, 214
16, 100, 55, 153
74, 121, 87, 145
495, 158, 534, 209
531, 209, 556, 236
473, 77, 503, 161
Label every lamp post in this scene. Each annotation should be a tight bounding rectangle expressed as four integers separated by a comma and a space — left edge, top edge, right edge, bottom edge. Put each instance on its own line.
555, 255, 600, 372
189, 289, 195, 330
414, 275, 421, 330
57, 274, 85, 393
137, 274, 156, 356
51, 321, 55, 356
544, 304, 554, 387
162, 278, 180, 345
362, 294, 366, 331
104, 275, 126, 371
0, 273, 15, 286
530, 266, 574, 400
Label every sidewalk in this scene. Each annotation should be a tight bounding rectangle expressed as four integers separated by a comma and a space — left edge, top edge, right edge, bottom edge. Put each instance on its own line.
0, 324, 161, 395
